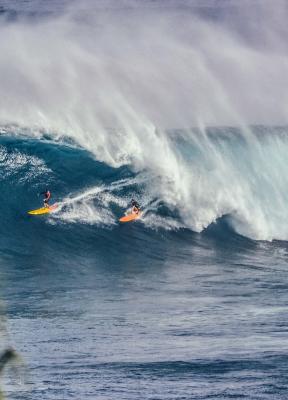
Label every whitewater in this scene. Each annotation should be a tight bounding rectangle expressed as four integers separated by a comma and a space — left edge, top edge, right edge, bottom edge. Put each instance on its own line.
0, 1, 288, 399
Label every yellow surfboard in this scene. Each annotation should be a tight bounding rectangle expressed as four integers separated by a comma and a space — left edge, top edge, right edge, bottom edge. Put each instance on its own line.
28, 203, 58, 215
119, 211, 142, 223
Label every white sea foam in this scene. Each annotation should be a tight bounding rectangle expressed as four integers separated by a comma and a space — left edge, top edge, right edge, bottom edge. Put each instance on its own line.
0, 146, 51, 181
50, 177, 137, 226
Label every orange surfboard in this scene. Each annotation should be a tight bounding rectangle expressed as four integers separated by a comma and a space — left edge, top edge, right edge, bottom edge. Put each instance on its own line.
119, 211, 142, 223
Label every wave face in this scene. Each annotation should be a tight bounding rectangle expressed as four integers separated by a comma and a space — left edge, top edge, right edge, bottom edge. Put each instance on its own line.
1, 127, 288, 241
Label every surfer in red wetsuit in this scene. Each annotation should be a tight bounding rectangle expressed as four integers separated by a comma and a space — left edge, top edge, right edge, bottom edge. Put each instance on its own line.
131, 199, 140, 214
41, 189, 51, 208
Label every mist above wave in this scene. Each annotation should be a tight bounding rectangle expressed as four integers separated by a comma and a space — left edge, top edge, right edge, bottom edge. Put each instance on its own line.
0, 0, 287, 135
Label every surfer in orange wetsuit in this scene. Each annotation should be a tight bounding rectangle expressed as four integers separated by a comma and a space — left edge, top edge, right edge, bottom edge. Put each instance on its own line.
131, 199, 140, 214
41, 189, 51, 208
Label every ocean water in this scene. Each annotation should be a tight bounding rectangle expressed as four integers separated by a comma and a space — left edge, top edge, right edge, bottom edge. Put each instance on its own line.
0, 1, 288, 399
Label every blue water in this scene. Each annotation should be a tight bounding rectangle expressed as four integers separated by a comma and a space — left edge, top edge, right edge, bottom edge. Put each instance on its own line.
1, 0, 288, 399
0, 134, 288, 399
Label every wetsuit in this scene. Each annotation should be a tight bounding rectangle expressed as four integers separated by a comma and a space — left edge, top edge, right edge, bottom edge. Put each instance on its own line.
42, 191, 51, 207
131, 200, 140, 214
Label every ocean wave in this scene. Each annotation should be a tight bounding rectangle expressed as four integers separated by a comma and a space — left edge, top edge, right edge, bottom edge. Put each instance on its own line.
1, 0, 288, 240
1, 127, 288, 242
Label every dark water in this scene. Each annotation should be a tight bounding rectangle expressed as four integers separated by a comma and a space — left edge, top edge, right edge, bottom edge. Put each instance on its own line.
0, 135, 288, 399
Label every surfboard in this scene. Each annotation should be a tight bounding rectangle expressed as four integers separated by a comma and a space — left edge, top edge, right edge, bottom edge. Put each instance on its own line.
119, 211, 142, 223
28, 203, 58, 215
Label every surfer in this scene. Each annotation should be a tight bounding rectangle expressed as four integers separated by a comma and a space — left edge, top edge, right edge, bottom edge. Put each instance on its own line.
131, 199, 140, 214
41, 189, 51, 208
